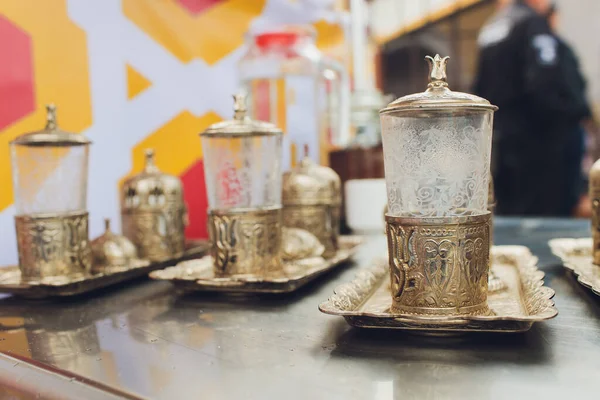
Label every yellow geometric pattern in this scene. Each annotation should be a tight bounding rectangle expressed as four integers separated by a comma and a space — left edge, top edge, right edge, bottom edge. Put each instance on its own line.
123, 0, 267, 64
0, 0, 92, 212
123, 111, 221, 179
313, 19, 345, 50
127, 64, 153, 99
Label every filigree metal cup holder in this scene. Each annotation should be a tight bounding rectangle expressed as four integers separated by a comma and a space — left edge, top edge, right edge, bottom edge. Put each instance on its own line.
208, 206, 283, 278
15, 211, 92, 283
385, 212, 492, 317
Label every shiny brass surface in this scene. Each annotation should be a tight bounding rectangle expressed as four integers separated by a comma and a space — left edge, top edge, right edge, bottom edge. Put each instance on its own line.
589, 158, 600, 264
282, 157, 342, 257
319, 245, 557, 333
385, 213, 491, 316
90, 219, 141, 274
149, 235, 362, 294
281, 227, 324, 261
15, 210, 92, 283
10, 104, 91, 147
0, 240, 209, 298
208, 207, 282, 277
380, 55, 498, 115
282, 158, 341, 206
200, 93, 282, 137
549, 238, 600, 296
121, 149, 187, 262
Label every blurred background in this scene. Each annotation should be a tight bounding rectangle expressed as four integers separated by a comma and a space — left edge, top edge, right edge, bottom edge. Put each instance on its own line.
0, 0, 598, 265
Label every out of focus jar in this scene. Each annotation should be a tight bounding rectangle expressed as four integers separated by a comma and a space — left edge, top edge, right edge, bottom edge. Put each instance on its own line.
589, 158, 600, 264
239, 25, 349, 169
200, 94, 284, 277
10, 104, 92, 282
282, 155, 341, 258
120, 149, 187, 262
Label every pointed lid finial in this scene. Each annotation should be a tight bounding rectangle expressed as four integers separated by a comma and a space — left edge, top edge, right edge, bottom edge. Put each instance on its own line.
10, 103, 92, 146
45, 104, 58, 130
233, 93, 247, 120
144, 148, 159, 173
425, 54, 450, 89
299, 144, 313, 167
200, 92, 282, 137
104, 218, 111, 233
380, 54, 497, 115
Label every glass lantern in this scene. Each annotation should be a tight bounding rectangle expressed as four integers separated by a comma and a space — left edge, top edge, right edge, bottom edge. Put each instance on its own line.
380, 55, 497, 317
200, 94, 283, 277
10, 104, 92, 282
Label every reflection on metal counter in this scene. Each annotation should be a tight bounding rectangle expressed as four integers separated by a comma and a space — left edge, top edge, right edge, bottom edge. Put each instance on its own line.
0, 218, 596, 398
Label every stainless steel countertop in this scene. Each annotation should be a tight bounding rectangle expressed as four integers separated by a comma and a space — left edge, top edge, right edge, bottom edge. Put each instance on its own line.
1, 217, 599, 400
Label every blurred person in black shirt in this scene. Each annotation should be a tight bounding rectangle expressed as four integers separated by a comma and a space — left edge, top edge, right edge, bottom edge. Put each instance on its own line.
474, 0, 590, 216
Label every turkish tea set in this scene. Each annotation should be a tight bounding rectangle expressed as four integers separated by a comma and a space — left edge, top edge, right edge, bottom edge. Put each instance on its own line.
0, 55, 566, 334
0, 95, 361, 298
0, 105, 208, 297
319, 55, 557, 333
150, 94, 362, 293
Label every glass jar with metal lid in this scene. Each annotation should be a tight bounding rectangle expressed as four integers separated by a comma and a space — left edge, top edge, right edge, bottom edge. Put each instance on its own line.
282, 150, 341, 258
200, 93, 283, 277
380, 55, 497, 317
120, 149, 187, 262
10, 104, 92, 282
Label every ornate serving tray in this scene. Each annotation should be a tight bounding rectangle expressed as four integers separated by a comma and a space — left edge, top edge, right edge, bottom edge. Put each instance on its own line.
319, 245, 557, 334
0, 240, 209, 298
149, 236, 363, 294
549, 238, 600, 296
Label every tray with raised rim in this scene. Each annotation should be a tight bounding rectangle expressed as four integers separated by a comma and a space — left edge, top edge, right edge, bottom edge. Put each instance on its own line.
0, 240, 209, 298
319, 245, 557, 334
149, 236, 363, 294
549, 237, 600, 296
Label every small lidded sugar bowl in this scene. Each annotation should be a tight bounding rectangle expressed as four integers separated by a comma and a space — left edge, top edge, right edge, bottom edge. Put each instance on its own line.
90, 219, 139, 273
120, 149, 187, 262
589, 158, 600, 264
282, 153, 342, 258
200, 93, 284, 277
10, 104, 92, 282
380, 55, 497, 317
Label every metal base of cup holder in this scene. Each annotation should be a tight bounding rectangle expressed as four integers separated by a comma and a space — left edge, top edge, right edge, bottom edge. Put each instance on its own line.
208, 206, 283, 278
15, 211, 92, 283
385, 212, 492, 317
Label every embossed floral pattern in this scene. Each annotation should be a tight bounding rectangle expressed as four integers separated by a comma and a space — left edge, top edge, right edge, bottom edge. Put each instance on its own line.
385, 215, 490, 316
381, 116, 492, 217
